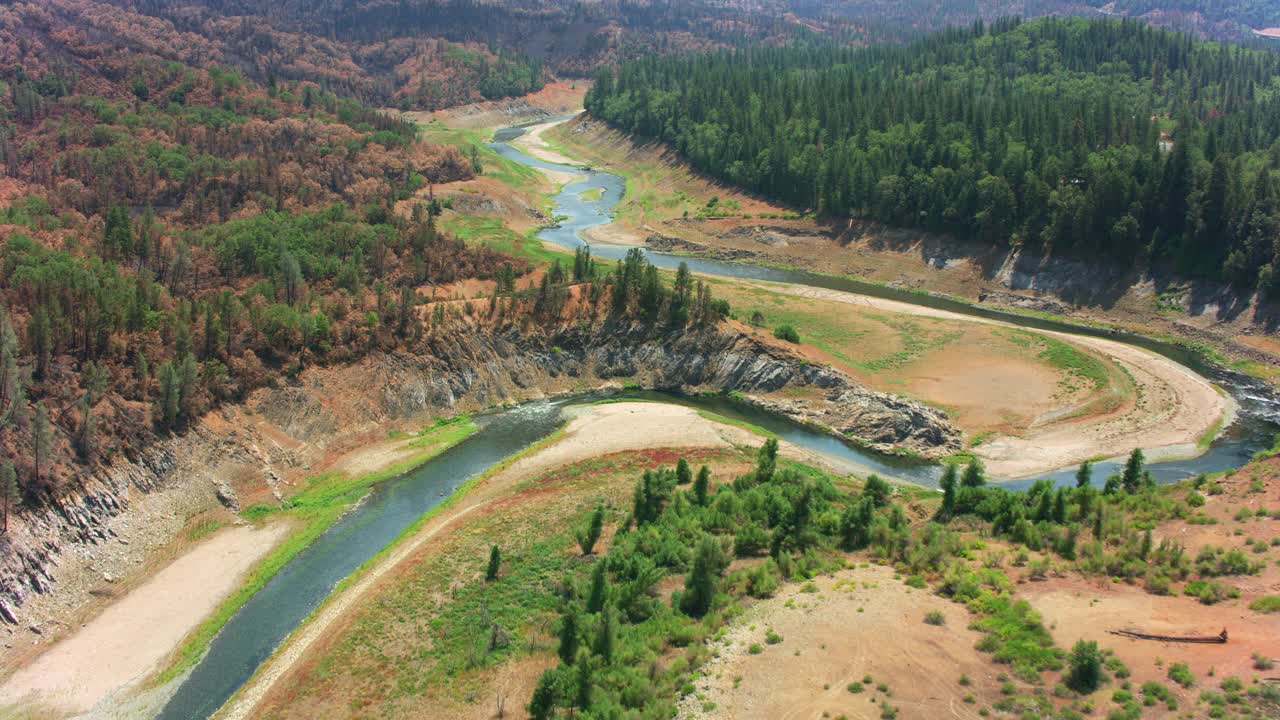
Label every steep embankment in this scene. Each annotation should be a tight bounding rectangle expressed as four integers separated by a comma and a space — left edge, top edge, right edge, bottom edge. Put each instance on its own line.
0, 317, 956, 637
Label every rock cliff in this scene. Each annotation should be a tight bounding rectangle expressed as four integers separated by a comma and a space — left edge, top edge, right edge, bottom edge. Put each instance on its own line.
0, 317, 959, 626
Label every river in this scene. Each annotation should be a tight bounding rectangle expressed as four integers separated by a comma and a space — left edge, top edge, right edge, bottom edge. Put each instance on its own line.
155, 123, 1279, 719
487, 124, 1280, 487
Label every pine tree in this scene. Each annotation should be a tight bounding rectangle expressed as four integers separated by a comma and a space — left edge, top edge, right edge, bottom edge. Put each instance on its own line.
280, 250, 303, 306
693, 465, 711, 506
939, 462, 958, 516
680, 535, 725, 618
863, 474, 891, 507
528, 670, 558, 720
1121, 448, 1145, 494
157, 362, 180, 430
961, 458, 986, 488
1066, 640, 1103, 693
586, 561, 608, 614
557, 607, 580, 664
755, 438, 778, 483
573, 648, 593, 710
73, 397, 96, 462
1075, 460, 1093, 488
675, 457, 691, 485
486, 545, 501, 581
0, 308, 25, 429
1, 461, 18, 533
577, 504, 604, 555
592, 606, 615, 664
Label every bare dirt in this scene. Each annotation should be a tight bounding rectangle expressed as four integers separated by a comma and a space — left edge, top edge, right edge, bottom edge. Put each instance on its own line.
718, 281, 1094, 438
428, 82, 587, 130
681, 564, 999, 720
898, 343, 1067, 433
1026, 577, 1278, 699
745, 282, 1230, 479
0, 521, 292, 716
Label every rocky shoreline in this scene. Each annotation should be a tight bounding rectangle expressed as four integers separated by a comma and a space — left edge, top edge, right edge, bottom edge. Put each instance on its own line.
0, 317, 959, 633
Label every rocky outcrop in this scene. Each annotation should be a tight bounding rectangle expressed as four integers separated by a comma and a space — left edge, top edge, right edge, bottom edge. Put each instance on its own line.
0, 317, 959, 626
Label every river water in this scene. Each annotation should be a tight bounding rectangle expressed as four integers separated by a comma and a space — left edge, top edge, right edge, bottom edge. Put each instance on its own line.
156, 124, 1279, 719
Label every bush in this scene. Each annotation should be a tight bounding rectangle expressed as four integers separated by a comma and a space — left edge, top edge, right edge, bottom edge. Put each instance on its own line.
847, 682, 864, 694
1249, 595, 1280, 614
773, 324, 800, 343
1183, 579, 1238, 605
1067, 640, 1104, 693
924, 610, 946, 626
1167, 663, 1194, 688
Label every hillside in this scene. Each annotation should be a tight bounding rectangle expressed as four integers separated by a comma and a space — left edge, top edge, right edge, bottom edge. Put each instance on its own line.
0, 0, 528, 522
586, 17, 1280, 295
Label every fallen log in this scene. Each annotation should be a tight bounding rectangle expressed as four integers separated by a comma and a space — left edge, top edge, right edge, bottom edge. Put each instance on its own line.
1107, 628, 1228, 644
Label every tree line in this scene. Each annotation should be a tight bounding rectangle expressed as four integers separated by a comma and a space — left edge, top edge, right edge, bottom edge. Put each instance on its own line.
588, 17, 1280, 293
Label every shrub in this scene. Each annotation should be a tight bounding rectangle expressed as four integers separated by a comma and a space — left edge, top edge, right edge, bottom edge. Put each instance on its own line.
1254, 652, 1275, 671
1167, 663, 1194, 688
924, 610, 946, 626
1183, 579, 1238, 605
847, 682, 864, 694
1067, 640, 1104, 693
773, 324, 800, 343
1249, 595, 1280, 614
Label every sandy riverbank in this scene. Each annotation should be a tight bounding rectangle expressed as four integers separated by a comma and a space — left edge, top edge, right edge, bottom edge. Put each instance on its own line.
219, 401, 843, 719
509, 115, 585, 185
750, 282, 1231, 479
0, 521, 291, 716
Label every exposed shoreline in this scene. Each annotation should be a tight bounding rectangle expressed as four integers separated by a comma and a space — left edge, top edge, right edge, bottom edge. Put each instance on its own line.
0, 521, 291, 716
219, 401, 819, 719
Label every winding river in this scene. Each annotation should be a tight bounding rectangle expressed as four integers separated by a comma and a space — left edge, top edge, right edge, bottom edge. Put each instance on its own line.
488, 123, 1280, 486
156, 123, 1280, 719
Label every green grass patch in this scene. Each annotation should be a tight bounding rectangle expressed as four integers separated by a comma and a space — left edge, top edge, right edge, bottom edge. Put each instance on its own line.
439, 214, 567, 267
416, 122, 544, 189
184, 517, 227, 543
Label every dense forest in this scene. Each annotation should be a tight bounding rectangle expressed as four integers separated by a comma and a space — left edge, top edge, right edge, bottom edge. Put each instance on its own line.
588, 17, 1280, 291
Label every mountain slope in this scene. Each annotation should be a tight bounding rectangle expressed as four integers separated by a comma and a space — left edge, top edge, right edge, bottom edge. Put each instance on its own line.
586, 17, 1280, 292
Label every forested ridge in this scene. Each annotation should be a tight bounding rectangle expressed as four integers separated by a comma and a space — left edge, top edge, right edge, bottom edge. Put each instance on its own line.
0, 0, 733, 525
0, 0, 521, 514
588, 17, 1280, 291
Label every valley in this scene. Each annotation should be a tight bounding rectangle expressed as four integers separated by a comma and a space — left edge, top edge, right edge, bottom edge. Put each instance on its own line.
0, 9, 1278, 720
